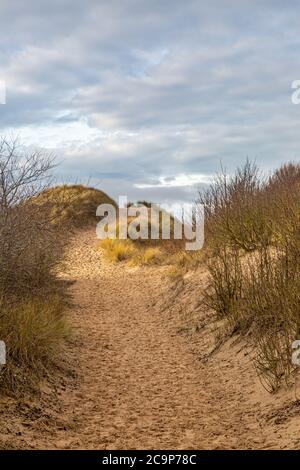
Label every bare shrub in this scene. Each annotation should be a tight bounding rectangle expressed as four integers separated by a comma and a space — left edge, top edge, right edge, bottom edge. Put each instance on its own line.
204, 247, 243, 325
0, 137, 69, 391
0, 137, 66, 293
201, 160, 300, 391
240, 245, 300, 391
199, 160, 273, 252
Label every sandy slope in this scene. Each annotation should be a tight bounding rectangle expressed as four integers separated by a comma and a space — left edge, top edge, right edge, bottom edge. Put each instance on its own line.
1, 228, 300, 449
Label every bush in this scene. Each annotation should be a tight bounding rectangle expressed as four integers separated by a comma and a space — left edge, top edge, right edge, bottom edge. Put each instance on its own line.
201, 160, 300, 391
0, 203, 64, 294
241, 245, 300, 391
0, 137, 66, 294
205, 247, 243, 325
199, 160, 273, 252
0, 137, 70, 391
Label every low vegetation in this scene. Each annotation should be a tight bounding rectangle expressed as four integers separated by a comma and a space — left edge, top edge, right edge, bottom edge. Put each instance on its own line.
97, 205, 201, 269
0, 137, 71, 392
33, 184, 116, 228
0, 294, 70, 392
201, 160, 300, 391
4, 129, 299, 408
0, 138, 116, 393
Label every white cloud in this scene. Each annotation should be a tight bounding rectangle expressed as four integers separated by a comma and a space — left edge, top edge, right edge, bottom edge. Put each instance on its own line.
0, 0, 299, 204
135, 174, 213, 189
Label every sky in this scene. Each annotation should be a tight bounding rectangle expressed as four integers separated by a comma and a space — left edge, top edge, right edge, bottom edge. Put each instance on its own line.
0, 0, 300, 204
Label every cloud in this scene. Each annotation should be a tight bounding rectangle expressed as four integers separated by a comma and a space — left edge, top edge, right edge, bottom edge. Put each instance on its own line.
135, 174, 213, 189
0, 1, 299, 203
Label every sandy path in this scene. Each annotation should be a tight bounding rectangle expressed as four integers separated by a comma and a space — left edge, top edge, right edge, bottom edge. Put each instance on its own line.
3, 228, 299, 449
53, 229, 226, 449
42, 228, 258, 449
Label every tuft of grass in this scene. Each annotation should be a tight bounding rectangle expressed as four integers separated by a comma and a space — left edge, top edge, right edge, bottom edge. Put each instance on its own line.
98, 238, 137, 262
170, 250, 203, 271
142, 247, 163, 265
0, 293, 70, 392
165, 265, 185, 282
129, 247, 163, 266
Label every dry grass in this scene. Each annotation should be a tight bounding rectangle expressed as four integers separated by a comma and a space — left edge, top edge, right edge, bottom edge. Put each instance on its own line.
99, 238, 164, 266
0, 293, 70, 392
170, 250, 203, 270
202, 160, 300, 391
98, 238, 137, 262
129, 247, 163, 266
33, 184, 116, 228
98, 236, 197, 269
97, 203, 198, 269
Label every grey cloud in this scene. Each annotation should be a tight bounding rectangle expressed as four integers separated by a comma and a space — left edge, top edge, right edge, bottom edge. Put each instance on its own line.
0, 0, 299, 203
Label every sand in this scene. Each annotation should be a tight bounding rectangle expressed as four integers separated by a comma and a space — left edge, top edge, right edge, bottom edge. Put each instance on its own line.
0, 228, 300, 449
